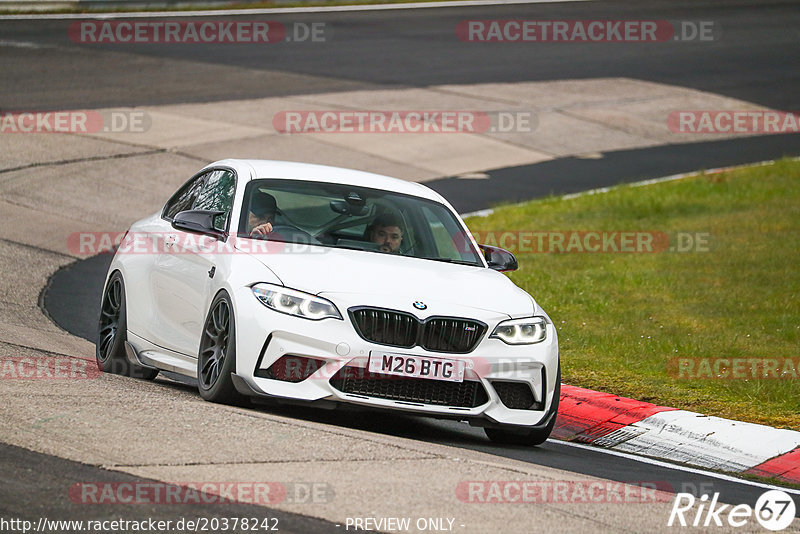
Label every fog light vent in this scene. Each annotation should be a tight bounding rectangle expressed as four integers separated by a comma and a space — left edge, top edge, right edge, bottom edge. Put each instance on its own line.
257, 355, 327, 382
491, 381, 541, 410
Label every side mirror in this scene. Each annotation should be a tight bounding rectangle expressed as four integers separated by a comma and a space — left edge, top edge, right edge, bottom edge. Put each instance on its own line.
479, 244, 518, 272
172, 210, 226, 240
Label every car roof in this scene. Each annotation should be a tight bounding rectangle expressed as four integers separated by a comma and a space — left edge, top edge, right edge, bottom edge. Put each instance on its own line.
209, 159, 445, 203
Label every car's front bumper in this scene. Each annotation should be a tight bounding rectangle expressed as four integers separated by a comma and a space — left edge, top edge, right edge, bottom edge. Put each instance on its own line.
232, 286, 559, 428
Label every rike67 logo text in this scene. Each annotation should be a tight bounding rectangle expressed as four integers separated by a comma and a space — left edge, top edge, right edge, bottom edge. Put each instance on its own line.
669, 490, 796, 531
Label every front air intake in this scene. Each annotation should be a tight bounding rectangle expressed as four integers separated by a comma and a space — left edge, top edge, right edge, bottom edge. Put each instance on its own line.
330, 366, 489, 408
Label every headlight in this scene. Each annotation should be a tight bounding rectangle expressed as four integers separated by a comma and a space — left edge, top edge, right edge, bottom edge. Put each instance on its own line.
490, 317, 547, 345
251, 283, 342, 321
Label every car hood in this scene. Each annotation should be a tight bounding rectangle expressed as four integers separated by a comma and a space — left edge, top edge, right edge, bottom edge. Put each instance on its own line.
240, 244, 536, 318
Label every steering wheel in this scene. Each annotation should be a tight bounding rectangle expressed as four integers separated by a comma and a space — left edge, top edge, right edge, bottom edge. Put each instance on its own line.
400, 239, 418, 256
265, 224, 321, 244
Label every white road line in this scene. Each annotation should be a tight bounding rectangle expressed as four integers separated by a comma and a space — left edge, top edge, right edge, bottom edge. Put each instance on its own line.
553, 439, 800, 496
0, 0, 590, 20
0, 39, 48, 48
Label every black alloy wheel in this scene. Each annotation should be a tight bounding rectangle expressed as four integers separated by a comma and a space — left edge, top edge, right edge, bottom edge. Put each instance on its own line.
198, 292, 243, 404
96, 272, 158, 380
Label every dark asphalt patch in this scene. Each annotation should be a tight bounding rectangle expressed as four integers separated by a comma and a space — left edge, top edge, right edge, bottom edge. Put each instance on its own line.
427, 133, 800, 214
0, 441, 361, 534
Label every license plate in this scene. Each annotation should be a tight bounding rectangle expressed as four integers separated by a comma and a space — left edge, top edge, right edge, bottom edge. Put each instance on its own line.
368, 352, 465, 382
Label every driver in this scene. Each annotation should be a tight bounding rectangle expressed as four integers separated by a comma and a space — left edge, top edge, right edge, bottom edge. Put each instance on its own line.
247, 191, 277, 237
367, 213, 404, 254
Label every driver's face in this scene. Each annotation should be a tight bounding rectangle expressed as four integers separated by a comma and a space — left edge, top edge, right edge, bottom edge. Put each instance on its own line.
248, 211, 274, 231
371, 225, 403, 253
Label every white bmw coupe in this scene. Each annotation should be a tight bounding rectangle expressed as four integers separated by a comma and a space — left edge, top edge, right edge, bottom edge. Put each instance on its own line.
97, 160, 560, 445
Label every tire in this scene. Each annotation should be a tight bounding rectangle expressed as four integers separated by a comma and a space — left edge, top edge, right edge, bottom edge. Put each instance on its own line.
197, 291, 243, 404
96, 272, 159, 380
484, 363, 561, 446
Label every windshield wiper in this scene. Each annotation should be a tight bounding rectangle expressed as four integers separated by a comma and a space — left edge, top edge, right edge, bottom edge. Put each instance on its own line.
419, 256, 480, 266
331, 243, 378, 252
328, 246, 480, 265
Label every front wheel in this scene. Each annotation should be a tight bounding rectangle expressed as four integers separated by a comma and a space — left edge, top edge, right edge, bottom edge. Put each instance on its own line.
197, 291, 243, 404
484, 363, 560, 446
96, 272, 158, 380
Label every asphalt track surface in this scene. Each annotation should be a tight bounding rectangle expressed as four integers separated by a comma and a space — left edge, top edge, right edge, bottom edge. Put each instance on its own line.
432, 132, 800, 213
1, 0, 799, 111
0, 442, 349, 533
5, 0, 800, 527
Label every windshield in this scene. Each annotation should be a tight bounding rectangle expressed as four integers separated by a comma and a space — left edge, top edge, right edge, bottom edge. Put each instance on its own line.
237, 179, 484, 266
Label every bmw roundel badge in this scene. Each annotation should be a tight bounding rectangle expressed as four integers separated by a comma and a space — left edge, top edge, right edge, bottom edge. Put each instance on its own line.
413, 301, 427, 310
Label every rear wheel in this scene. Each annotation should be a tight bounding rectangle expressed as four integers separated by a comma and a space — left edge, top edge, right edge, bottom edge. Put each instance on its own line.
96, 272, 158, 380
198, 291, 243, 404
484, 363, 560, 446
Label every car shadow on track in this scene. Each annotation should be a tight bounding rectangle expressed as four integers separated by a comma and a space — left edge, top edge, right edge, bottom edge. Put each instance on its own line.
156, 371, 494, 447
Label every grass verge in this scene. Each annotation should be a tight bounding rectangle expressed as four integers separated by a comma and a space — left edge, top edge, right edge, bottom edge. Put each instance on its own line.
465, 158, 800, 430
